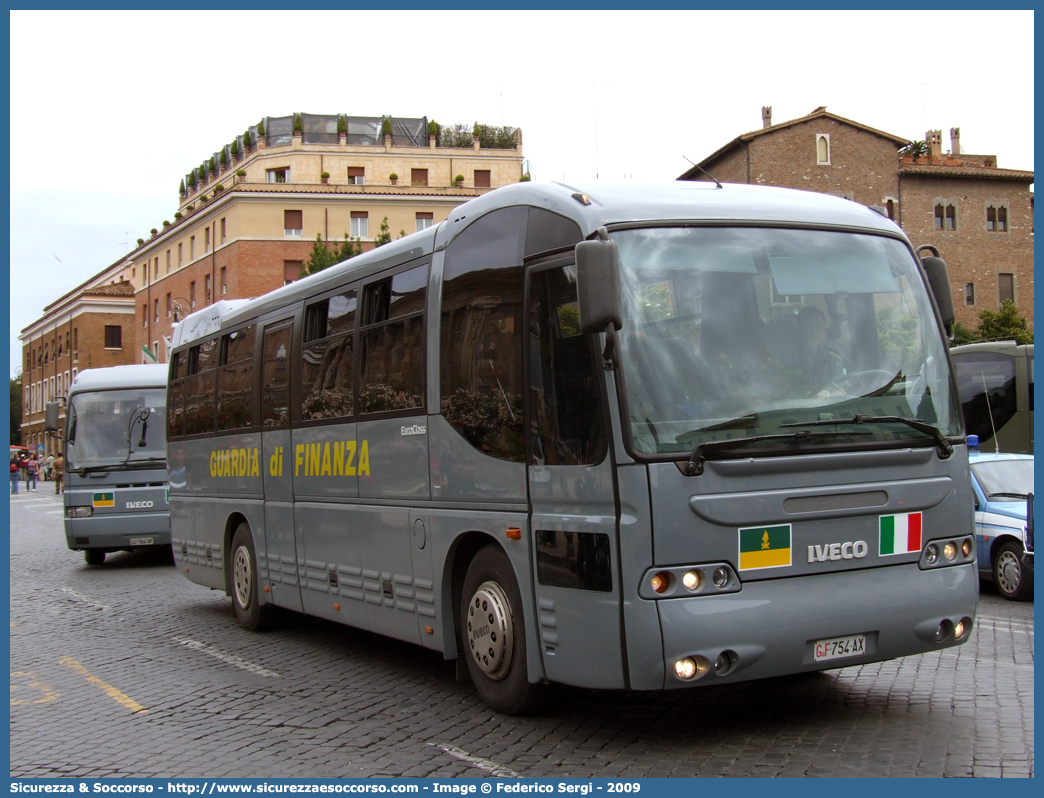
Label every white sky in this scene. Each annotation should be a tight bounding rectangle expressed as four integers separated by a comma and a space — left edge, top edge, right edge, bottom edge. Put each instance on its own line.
8, 9, 1035, 378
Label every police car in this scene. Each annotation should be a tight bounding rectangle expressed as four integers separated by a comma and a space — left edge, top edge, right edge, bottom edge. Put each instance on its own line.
969, 435, 1034, 600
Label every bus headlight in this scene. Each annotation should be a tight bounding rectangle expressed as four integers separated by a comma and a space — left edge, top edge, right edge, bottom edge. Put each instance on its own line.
943, 542, 958, 561
924, 543, 939, 565
681, 570, 702, 591
962, 538, 974, 558
66, 506, 93, 518
650, 571, 671, 594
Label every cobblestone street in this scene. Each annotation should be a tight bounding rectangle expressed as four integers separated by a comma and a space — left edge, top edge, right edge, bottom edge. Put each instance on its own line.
10, 490, 1034, 778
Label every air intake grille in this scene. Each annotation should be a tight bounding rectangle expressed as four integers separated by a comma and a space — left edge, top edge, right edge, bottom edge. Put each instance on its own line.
784, 490, 888, 514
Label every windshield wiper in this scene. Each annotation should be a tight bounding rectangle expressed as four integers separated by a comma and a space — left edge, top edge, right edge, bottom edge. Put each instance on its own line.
781, 414, 953, 459
683, 429, 867, 476
988, 492, 1029, 501
73, 458, 167, 476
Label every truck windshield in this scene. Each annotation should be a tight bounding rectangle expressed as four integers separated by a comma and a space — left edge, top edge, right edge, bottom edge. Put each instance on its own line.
66, 388, 167, 470
611, 226, 962, 458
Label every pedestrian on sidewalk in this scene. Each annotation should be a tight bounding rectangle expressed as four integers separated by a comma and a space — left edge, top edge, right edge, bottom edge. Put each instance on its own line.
25, 457, 38, 492
10, 459, 20, 494
53, 454, 64, 494
44, 454, 54, 482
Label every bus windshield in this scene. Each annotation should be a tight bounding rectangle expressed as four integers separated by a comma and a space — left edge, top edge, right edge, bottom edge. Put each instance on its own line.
66, 388, 167, 470
612, 226, 962, 457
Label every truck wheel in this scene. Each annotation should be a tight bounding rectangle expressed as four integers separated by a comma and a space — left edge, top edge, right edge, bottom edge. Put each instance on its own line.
460, 545, 548, 714
84, 549, 105, 566
230, 523, 277, 630
993, 540, 1033, 601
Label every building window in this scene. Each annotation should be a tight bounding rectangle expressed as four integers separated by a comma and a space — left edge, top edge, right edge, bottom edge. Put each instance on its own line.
143, 303, 148, 327
999, 273, 1015, 304
178, 243, 183, 266
886, 199, 895, 220
987, 204, 1009, 233
205, 274, 212, 304
411, 168, 428, 186
154, 298, 160, 323
474, 170, 491, 188
220, 266, 227, 295
284, 209, 303, 236
190, 281, 196, 307
267, 167, 289, 183
416, 212, 434, 232
205, 227, 211, 252
190, 236, 195, 260
166, 249, 171, 273
965, 283, 975, 306
816, 134, 830, 165
284, 261, 303, 285
934, 203, 957, 231
166, 292, 172, 318
351, 211, 369, 238
104, 325, 122, 349
221, 217, 226, 245
348, 166, 365, 185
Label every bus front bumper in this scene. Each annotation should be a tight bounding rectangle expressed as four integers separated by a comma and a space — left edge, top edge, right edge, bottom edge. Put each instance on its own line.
649, 562, 977, 690
64, 512, 171, 552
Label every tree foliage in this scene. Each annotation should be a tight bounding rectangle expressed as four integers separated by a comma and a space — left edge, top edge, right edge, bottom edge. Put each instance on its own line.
374, 216, 392, 248
303, 233, 363, 276
975, 299, 1033, 344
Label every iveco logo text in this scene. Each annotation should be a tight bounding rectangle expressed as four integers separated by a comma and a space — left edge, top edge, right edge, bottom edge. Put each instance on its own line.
401, 424, 427, 436
125, 501, 154, 509
808, 541, 868, 563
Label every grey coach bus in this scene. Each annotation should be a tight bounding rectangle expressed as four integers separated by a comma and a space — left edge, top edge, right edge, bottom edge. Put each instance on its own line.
47, 364, 170, 565
168, 181, 977, 713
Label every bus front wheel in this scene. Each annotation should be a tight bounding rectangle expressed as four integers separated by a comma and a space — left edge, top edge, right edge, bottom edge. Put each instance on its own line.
84, 549, 105, 566
230, 524, 278, 630
460, 545, 548, 715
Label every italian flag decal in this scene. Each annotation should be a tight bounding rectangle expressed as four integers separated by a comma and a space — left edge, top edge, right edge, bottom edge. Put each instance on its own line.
738, 524, 792, 570
879, 512, 922, 555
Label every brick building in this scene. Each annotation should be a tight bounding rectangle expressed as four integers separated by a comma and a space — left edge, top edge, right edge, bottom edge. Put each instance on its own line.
18, 113, 525, 450
18, 277, 136, 458
678, 106, 1034, 331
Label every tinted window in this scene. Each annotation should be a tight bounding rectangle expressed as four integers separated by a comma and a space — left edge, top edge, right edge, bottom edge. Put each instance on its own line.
441, 207, 527, 461
952, 351, 1017, 443
184, 338, 217, 436
217, 325, 255, 431
262, 324, 293, 428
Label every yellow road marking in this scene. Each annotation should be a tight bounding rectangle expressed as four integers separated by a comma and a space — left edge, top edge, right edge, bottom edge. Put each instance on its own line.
11, 671, 60, 705
59, 657, 148, 714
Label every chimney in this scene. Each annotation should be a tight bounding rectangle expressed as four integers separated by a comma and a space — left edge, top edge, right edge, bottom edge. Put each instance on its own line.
949, 127, 960, 156
926, 130, 943, 161
762, 106, 772, 128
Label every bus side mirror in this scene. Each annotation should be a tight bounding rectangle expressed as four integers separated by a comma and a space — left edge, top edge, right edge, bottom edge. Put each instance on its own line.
576, 228, 622, 335
918, 245, 955, 339
45, 401, 60, 433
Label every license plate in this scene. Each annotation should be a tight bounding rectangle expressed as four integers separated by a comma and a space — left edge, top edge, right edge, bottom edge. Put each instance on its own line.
129, 537, 154, 546
814, 634, 866, 662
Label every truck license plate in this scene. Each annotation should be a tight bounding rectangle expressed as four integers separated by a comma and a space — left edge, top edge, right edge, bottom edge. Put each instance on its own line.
129, 537, 154, 546
814, 634, 866, 662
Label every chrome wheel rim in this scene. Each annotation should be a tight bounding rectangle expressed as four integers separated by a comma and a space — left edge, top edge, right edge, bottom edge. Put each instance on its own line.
996, 550, 1022, 596
467, 580, 513, 680
233, 545, 253, 609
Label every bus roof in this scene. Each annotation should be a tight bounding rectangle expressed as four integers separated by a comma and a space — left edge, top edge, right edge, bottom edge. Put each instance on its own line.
171, 180, 908, 350
67, 364, 169, 394
951, 341, 1033, 356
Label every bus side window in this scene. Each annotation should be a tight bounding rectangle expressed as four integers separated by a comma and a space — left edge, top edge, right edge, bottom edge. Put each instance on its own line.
358, 265, 426, 414
168, 351, 186, 439
528, 266, 607, 466
302, 290, 357, 421
441, 207, 527, 462
262, 324, 293, 428
185, 338, 217, 436
217, 325, 255, 431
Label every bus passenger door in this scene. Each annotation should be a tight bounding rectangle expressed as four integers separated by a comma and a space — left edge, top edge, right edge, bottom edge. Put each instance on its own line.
260, 320, 303, 613
526, 261, 625, 689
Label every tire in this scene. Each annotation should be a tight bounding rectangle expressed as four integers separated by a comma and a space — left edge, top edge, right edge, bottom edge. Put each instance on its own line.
83, 549, 105, 566
229, 523, 278, 630
993, 540, 1033, 601
460, 545, 548, 714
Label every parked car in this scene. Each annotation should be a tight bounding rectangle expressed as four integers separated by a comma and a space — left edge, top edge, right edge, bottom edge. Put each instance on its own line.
969, 436, 1034, 600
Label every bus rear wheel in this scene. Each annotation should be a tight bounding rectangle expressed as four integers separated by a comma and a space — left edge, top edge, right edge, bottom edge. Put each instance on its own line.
230, 524, 278, 630
84, 549, 105, 566
460, 545, 548, 715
